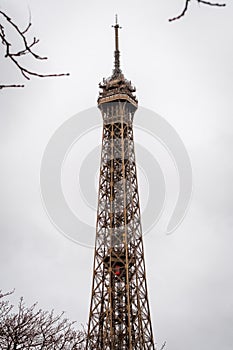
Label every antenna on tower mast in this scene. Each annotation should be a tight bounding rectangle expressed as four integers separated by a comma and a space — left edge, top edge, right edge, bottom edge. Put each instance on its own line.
112, 14, 122, 76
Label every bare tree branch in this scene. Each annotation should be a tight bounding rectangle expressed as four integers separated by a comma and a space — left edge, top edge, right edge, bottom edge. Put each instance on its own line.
169, 0, 226, 22
0, 9, 69, 89
160, 341, 167, 350
169, 0, 191, 21
0, 84, 24, 89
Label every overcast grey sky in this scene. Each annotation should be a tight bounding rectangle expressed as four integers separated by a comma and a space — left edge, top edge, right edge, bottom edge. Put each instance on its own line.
1, 1, 233, 349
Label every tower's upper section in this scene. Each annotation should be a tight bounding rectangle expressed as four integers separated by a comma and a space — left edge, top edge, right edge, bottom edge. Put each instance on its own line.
98, 16, 138, 109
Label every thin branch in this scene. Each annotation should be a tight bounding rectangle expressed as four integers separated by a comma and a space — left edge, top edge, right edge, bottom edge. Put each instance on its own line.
0, 84, 24, 90
0, 10, 46, 60
169, 0, 191, 22
160, 341, 167, 350
169, 0, 226, 22
198, 0, 226, 6
0, 9, 69, 89
0, 290, 15, 298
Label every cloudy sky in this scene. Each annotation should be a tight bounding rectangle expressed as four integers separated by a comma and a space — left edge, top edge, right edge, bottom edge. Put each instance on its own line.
1, 0, 233, 349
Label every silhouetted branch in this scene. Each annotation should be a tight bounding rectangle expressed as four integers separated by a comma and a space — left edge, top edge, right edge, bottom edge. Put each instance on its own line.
0, 9, 69, 89
160, 341, 167, 350
169, 0, 226, 22
0, 84, 24, 89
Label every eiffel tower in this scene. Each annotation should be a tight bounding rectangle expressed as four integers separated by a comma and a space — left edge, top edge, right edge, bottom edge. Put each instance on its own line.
86, 16, 155, 349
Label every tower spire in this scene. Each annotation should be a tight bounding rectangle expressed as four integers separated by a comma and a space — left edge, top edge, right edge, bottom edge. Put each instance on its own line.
112, 14, 122, 76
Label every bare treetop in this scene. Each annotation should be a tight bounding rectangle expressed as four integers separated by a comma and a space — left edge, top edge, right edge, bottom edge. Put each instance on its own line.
0, 291, 85, 349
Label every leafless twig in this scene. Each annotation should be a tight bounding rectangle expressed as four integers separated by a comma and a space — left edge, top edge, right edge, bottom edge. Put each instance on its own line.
0, 84, 24, 89
169, 0, 226, 22
0, 9, 69, 89
160, 341, 167, 350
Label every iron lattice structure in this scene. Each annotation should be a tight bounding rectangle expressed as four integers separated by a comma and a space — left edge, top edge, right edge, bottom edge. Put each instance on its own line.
86, 18, 155, 350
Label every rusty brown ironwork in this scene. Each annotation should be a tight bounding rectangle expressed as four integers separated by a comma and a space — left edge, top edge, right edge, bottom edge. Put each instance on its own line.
86, 17, 155, 350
